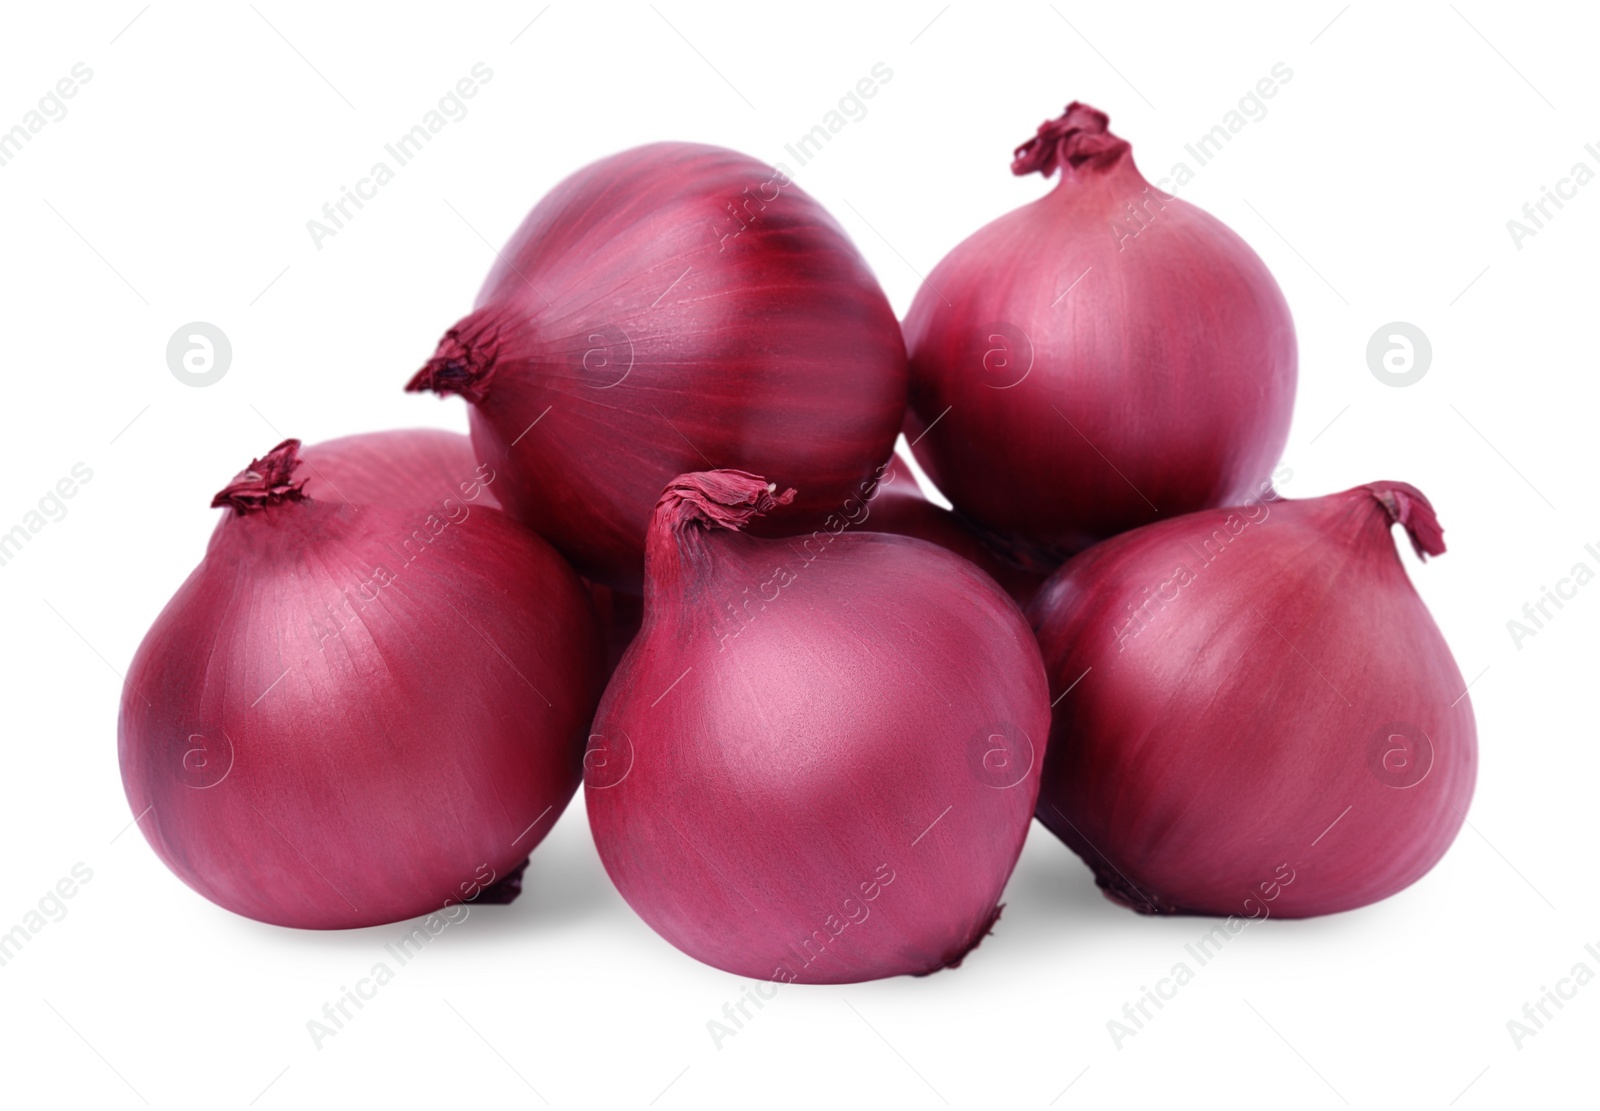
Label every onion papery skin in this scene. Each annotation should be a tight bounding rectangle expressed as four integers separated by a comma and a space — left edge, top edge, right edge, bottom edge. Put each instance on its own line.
866, 456, 1046, 607
585, 470, 1049, 983
903, 102, 1296, 565
216, 429, 643, 677
1029, 481, 1476, 918
121, 440, 605, 929
408, 142, 909, 594
294, 428, 500, 511
207, 430, 500, 545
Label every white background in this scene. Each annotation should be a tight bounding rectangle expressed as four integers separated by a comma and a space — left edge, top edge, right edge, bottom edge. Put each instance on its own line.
0, 1, 1593, 1107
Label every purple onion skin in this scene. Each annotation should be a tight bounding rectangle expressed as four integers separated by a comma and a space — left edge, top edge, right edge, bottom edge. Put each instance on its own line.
206, 430, 500, 547
585, 471, 1050, 983
1030, 481, 1476, 918
904, 102, 1296, 566
294, 428, 500, 510
409, 143, 908, 595
267, 426, 663, 674
121, 441, 605, 929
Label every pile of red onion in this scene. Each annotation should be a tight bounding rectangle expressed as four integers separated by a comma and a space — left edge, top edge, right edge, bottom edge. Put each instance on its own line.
120, 99, 1475, 983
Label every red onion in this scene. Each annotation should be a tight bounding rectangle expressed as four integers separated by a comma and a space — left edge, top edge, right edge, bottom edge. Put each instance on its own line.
407, 142, 908, 594
120, 439, 605, 928
1030, 481, 1476, 917
866, 456, 1046, 606
585, 470, 1049, 982
903, 101, 1296, 567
